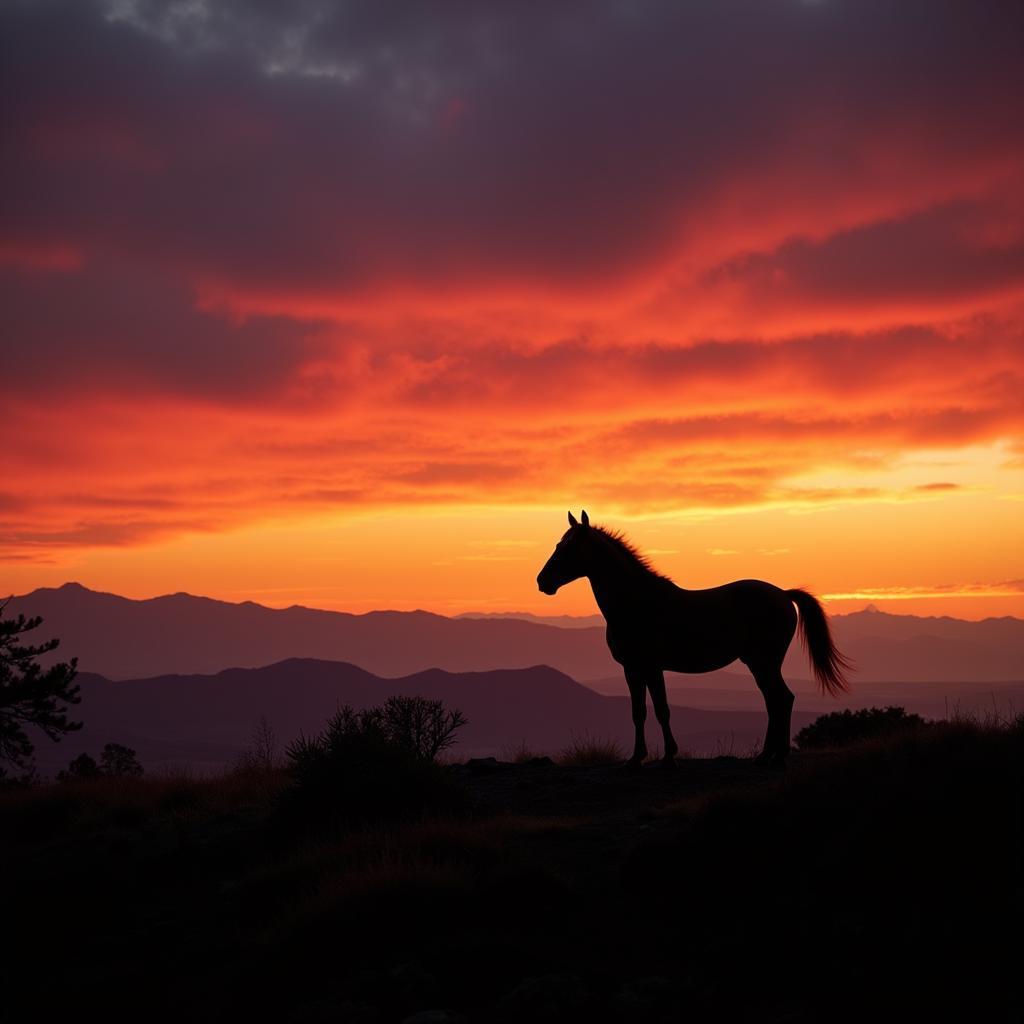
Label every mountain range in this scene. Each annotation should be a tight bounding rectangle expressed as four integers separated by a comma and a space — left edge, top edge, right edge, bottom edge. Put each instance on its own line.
11, 583, 1023, 774
29, 660, 814, 774
10, 583, 1024, 684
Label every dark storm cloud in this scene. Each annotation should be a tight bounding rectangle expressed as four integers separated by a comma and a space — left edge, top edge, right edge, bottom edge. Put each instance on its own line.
2, 0, 1023, 300
0, 257, 324, 400
698, 196, 1024, 311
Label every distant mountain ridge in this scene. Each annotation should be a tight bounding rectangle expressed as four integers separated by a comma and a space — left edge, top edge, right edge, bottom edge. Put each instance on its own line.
457, 610, 606, 629
29, 659, 813, 773
10, 582, 618, 681
9, 582, 1024, 684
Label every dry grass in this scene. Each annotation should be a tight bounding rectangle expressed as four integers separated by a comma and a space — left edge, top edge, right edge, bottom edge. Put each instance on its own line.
707, 734, 763, 759
557, 732, 624, 766
227, 811, 582, 945
502, 739, 546, 762
0, 765, 290, 839
945, 698, 1020, 729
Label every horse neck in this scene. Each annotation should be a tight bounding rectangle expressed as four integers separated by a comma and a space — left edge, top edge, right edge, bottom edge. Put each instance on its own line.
585, 538, 660, 621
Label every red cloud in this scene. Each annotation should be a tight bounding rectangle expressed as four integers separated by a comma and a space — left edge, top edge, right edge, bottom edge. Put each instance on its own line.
2, 0, 1023, 564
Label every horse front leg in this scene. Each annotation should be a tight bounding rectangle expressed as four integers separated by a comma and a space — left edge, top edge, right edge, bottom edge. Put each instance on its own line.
623, 666, 648, 768
646, 670, 679, 767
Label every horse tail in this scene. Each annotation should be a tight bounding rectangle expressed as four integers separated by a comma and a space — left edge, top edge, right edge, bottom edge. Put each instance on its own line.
787, 588, 852, 697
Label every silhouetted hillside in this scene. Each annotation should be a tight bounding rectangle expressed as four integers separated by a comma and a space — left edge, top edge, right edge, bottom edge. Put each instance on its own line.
11, 583, 1024, 685
32, 659, 815, 773
4, 719, 1017, 1022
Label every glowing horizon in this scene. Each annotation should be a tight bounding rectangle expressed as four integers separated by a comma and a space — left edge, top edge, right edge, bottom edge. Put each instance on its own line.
3, 2, 1023, 621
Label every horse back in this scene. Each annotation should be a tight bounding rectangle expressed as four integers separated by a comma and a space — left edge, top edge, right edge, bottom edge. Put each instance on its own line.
604, 578, 797, 673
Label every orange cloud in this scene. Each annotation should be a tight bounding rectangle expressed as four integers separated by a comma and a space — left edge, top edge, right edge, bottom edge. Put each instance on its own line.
3, 1, 1023, 618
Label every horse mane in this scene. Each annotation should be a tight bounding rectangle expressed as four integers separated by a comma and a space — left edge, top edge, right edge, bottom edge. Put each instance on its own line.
593, 525, 673, 583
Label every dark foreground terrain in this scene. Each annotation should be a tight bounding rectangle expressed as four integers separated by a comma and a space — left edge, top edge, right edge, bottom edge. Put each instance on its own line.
3, 721, 1019, 1023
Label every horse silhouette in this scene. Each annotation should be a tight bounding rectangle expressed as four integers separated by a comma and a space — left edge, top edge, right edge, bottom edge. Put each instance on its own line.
536, 510, 851, 767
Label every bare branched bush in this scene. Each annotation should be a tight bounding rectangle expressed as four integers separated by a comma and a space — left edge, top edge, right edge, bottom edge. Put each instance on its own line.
278, 698, 468, 832
380, 695, 468, 761
235, 715, 279, 773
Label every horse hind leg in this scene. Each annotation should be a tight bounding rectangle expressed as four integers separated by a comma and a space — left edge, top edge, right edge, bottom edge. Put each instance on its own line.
646, 670, 679, 767
749, 660, 795, 768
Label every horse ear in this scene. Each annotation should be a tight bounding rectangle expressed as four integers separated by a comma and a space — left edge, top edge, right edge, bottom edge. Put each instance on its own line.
581, 510, 590, 527
568, 511, 578, 527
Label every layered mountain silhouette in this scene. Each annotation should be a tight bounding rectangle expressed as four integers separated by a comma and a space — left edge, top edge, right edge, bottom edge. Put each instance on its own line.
11, 583, 1024, 684
584, 672, 1024, 720
10, 583, 617, 680
14, 584, 1023, 774
29, 660, 817, 773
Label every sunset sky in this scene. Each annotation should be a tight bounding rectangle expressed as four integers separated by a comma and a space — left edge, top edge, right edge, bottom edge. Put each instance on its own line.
3, 0, 1023, 619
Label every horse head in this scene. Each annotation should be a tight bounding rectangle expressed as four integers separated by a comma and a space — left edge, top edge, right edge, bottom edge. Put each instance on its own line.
537, 510, 591, 594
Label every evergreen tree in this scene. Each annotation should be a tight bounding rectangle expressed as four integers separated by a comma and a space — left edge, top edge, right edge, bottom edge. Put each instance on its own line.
57, 745, 144, 782
0, 602, 81, 771
57, 752, 99, 782
99, 742, 143, 778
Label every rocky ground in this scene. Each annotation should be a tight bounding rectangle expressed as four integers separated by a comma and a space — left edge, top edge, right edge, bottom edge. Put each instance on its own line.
451, 752, 792, 818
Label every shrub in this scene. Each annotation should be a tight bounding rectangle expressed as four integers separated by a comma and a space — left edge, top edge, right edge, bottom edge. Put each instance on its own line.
277, 700, 467, 833
0, 764, 37, 789
378, 695, 468, 761
57, 743, 143, 782
57, 753, 100, 782
99, 742, 144, 778
795, 705, 929, 750
235, 715, 280, 774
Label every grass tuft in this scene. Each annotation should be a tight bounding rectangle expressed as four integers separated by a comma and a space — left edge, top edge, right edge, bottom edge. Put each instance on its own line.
557, 732, 624, 766
502, 739, 545, 763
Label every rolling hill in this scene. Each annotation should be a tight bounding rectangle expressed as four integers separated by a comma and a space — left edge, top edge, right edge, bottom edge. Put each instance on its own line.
29, 659, 817, 774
